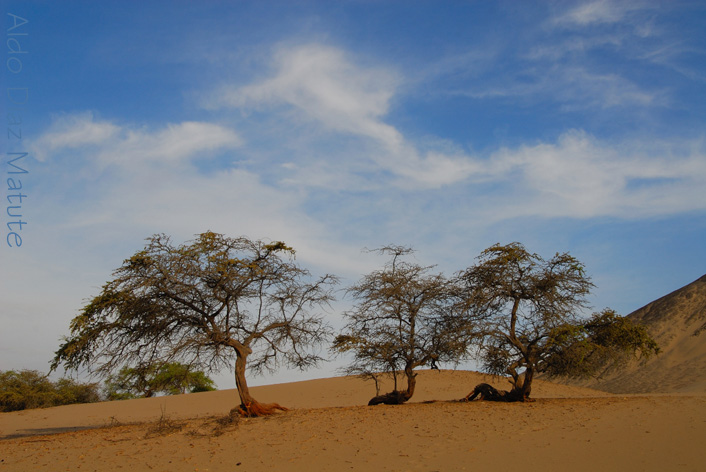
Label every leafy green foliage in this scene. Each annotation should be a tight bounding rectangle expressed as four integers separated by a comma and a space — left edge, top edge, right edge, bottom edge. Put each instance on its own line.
543, 309, 660, 378
153, 363, 216, 394
104, 363, 216, 400
0, 370, 100, 412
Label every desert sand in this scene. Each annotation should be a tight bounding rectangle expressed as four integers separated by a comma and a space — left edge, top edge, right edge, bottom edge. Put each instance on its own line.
1, 370, 705, 471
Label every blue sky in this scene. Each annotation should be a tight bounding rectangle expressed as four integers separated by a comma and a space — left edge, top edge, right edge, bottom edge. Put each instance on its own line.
2, 0, 706, 389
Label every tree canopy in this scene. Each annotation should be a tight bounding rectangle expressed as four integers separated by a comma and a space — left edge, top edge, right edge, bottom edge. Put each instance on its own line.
103, 362, 216, 400
458, 243, 659, 401
51, 232, 337, 416
333, 246, 468, 405
49, 234, 657, 411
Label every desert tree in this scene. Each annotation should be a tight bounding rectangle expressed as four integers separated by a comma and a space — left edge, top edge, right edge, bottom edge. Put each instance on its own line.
333, 246, 468, 405
103, 362, 216, 400
458, 243, 658, 402
51, 232, 337, 416
152, 362, 216, 394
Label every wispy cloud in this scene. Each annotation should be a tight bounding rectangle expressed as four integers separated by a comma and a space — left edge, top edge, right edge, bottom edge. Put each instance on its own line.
32, 112, 121, 161
551, 0, 652, 27
36, 39, 704, 233
450, 65, 660, 109
216, 44, 402, 150
423, 2, 673, 112
477, 131, 706, 219
98, 121, 242, 167
32, 113, 242, 169
28, 111, 380, 278
205, 43, 477, 188
196, 41, 705, 217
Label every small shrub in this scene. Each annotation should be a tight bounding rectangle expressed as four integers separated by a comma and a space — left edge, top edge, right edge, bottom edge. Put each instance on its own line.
145, 406, 185, 438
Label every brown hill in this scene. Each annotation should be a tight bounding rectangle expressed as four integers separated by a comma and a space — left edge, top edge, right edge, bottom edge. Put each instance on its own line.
579, 274, 706, 394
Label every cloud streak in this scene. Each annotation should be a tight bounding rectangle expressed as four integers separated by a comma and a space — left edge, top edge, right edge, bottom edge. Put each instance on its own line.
32, 113, 242, 170
482, 131, 706, 219
206, 43, 477, 188
196, 42, 706, 220
34, 36, 706, 242
424, 2, 674, 112
551, 0, 653, 27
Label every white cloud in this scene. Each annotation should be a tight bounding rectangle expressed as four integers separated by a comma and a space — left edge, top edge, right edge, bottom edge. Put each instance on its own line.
525, 35, 623, 61
31, 112, 120, 161
211, 44, 402, 149
206, 43, 476, 188
552, 0, 649, 27
99, 121, 242, 167
28, 111, 377, 278
389, 146, 479, 188
448, 60, 661, 110
482, 131, 706, 218
423, 3, 669, 112
553, 67, 659, 109
198, 42, 700, 204
32, 113, 242, 170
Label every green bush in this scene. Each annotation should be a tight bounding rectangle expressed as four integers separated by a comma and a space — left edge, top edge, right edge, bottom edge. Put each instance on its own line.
103, 362, 216, 400
54, 377, 102, 405
0, 370, 101, 412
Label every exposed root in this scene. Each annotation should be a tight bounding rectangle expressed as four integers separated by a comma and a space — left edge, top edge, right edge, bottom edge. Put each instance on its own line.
368, 390, 411, 406
235, 401, 289, 417
462, 383, 531, 403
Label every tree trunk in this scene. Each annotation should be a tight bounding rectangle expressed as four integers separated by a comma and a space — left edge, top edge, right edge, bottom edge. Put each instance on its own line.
465, 367, 534, 403
506, 365, 533, 401
233, 350, 288, 417
404, 365, 416, 400
517, 366, 533, 400
463, 383, 526, 402
368, 366, 416, 406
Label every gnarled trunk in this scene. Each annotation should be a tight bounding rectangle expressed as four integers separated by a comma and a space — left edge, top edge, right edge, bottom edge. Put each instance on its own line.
368, 365, 417, 406
464, 367, 535, 403
233, 349, 288, 417
512, 366, 533, 400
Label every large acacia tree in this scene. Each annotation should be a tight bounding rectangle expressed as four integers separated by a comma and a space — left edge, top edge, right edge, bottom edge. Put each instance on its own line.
333, 246, 468, 405
459, 243, 658, 402
51, 232, 337, 416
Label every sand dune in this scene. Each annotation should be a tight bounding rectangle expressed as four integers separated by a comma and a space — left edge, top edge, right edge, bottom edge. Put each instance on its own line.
0, 370, 605, 439
1, 370, 704, 471
572, 274, 706, 394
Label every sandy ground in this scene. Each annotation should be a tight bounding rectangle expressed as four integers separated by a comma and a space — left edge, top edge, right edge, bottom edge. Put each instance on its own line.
1, 370, 704, 471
